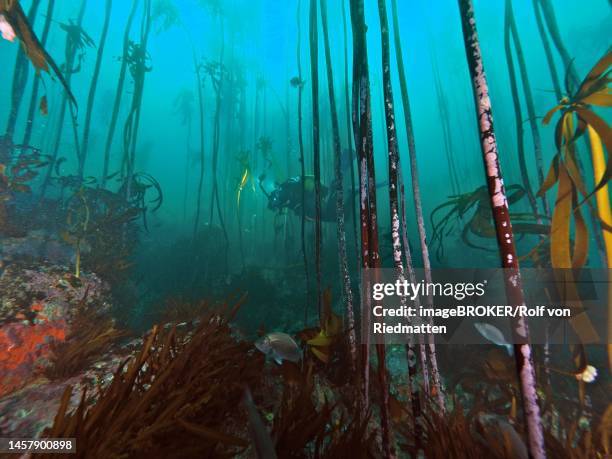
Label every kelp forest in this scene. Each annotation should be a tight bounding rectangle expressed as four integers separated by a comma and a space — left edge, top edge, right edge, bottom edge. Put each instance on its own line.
0, 0, 610, 457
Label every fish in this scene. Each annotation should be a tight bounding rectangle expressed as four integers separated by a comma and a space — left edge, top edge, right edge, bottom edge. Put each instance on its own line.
242, 387, 277, 459
474, 322, 513, 356
0, 0, 76, 108
255, 332, 301, 365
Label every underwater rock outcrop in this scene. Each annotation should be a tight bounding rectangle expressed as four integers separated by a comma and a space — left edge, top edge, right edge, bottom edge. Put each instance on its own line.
0, 262, 110, 397
0, 229, 87, 266
0, 337, 141, 438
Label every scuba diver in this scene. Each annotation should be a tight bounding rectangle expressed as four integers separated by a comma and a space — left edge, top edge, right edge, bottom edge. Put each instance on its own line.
261, 175, 336, 222
260, 174, 386, 222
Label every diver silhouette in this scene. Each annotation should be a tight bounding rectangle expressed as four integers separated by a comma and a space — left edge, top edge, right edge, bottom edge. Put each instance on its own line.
260, 174, 386, 222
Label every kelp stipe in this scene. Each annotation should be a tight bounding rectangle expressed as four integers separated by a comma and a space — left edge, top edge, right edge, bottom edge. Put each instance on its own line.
457, 0, 546, 456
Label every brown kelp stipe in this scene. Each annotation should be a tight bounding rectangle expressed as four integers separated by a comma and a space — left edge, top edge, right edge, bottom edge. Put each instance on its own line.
205, 10, 230, 260
341, 0, 360, 270
309, 0, 323, 319
319, 0, 357, 373
376, 0, 406, 455
457, 1, 546, 458
102, 0, 138, 187
4, 0, 41, 146
295, 0, 311, 325
39, 0, 87, 202
21, 0, 55, 147
122, 0, 152, 201
503, 0, 539, 220
192, 54, 206, 240
389, 0, 444, 411
504, 0, 548, 217
80, 0, 112, 179
349, 0, 392, 455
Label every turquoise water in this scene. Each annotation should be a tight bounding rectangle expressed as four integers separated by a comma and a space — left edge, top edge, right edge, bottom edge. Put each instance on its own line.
0, 1, 610, 455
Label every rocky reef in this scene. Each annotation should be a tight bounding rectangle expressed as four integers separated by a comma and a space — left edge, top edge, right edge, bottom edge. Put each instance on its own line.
0, 250, 131, 437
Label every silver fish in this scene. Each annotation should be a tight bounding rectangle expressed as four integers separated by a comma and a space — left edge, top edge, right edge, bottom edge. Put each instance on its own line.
255, 332, 301, 365
474, 322, 513, 356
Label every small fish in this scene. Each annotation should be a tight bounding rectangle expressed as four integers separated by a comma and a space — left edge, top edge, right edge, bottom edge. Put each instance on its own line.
255, 332, 301, 365
39, 95, 48, 116
474, 322, 513, 356
242, 387, 277, 459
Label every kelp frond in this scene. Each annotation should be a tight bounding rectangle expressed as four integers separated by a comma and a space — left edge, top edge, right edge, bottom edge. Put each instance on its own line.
430, 185, 549, 261
539, 49, 611, 269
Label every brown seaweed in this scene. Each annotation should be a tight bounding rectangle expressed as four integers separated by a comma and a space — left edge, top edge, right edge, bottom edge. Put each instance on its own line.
0, 0, 76, 107
43, 302, 126, 381
38, 305, 263, 458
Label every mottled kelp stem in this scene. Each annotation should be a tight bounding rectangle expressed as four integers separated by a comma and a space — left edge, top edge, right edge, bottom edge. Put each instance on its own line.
457, 2, 546, 458
503, 0, 539, 219
22, 0, 55, 148
296, 0, 310, 324
506, 0, 548, 216
309, 0, 323, 317
389, 0, 444, 411
4, 0, 41, 144
102, 0, 139, 187
376, 0, 407, 455
349, 0, 387, 440
349, 0, 370, 414
399, 176, 423, 445
80, 0, 112, 179
319, 0, 357, 372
